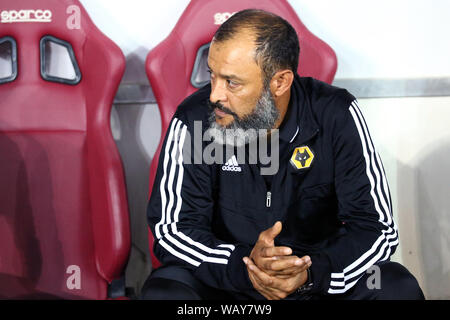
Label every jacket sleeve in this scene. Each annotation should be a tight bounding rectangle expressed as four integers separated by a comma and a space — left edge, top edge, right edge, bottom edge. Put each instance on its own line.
309, 99, 399, 295
147, 114, 254, 292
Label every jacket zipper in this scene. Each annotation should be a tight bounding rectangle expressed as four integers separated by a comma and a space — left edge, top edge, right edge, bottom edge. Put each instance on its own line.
266, 191, 272, 208
263, 129, 320, 210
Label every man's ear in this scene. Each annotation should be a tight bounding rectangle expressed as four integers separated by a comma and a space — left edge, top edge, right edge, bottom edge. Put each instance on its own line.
270, 69, 294, 98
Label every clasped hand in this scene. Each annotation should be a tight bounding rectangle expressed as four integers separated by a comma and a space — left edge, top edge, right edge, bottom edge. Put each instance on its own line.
243, 221, 312, 300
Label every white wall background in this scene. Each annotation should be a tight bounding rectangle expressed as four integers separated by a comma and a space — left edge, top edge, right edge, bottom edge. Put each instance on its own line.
360, 97, 450, 299
79, 0, 450, 299
80, 0, 450, 79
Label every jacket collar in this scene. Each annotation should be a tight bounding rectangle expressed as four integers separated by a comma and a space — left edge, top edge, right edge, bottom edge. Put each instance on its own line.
289, 75, 320, 146
284, 76, 320, 175
278, 81, 300, 143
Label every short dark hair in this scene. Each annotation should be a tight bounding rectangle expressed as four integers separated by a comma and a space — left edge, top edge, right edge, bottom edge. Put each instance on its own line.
213, 9, 300, 84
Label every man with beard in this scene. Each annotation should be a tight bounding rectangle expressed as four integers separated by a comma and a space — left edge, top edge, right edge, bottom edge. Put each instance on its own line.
142, 9, 424, 300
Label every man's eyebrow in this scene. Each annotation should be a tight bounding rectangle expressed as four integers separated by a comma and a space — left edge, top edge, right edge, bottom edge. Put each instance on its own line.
207, 64, 244, 81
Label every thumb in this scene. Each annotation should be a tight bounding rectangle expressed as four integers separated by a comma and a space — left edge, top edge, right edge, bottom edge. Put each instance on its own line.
267, 221, 282, 240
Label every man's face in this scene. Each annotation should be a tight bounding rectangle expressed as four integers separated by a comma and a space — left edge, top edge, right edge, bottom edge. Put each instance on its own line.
207, 31, 267, 128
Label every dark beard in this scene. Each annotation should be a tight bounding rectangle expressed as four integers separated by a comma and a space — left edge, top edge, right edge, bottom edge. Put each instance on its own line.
206, 86, 279, 146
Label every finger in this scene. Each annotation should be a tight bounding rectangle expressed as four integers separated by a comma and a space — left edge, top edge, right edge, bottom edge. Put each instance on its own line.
248, 268, 286, 300
245, 258, 280, 300
260, 246, 292, 258
250, 274, 279, 300
268, 258, 312, 278
259, 285, 284, 300
248, 261, 289, 290
249, 268, 290, 300
261, 255, 304, 271
268, 221, 282, 239
245, 257, 305, 299
301, 255, 312, 264
245, 257, 274, 287
267, 265, 309, 277
273, 255, 311, 270
259, 221, 282, 243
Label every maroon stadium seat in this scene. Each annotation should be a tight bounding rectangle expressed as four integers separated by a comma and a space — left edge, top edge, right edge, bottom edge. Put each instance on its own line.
0, 0, 130, 299
145, 0, 338, 269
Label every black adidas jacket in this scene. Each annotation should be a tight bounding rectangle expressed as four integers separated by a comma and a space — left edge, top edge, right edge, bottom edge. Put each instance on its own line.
147, 75, 398, 296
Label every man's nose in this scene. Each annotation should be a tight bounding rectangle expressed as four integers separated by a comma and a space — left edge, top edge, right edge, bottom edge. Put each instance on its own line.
210, 80, 227, 104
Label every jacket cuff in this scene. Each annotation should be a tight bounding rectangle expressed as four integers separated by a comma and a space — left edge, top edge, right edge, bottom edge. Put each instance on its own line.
227, 244, 253, 291
309, 253, 332, 294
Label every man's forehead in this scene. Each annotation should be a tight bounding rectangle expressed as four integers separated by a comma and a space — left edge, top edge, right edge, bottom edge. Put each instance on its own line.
209, 41, 254, 63
210, 28, 256, 53
208, 32, 260, 76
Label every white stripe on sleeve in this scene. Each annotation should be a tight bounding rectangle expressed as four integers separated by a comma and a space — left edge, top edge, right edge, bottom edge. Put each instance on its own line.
328, 101, 398, 293
156, 117, 235, 267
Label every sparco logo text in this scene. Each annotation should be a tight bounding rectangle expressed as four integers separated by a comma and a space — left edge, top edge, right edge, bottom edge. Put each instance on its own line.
214, 12, 236, 25
1, 9, 52, 23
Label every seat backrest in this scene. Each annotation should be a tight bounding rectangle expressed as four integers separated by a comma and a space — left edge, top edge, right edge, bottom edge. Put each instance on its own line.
145, 0, 337, 269
0, 0, 130, 299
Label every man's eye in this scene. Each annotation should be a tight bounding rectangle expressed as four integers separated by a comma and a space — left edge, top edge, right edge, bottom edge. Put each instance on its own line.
227, 79, 239, 88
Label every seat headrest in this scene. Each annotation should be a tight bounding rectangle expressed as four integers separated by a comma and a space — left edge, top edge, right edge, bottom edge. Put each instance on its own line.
0, 0, 123, 85
0, 0, 125, 132
146, 0, 337, 122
